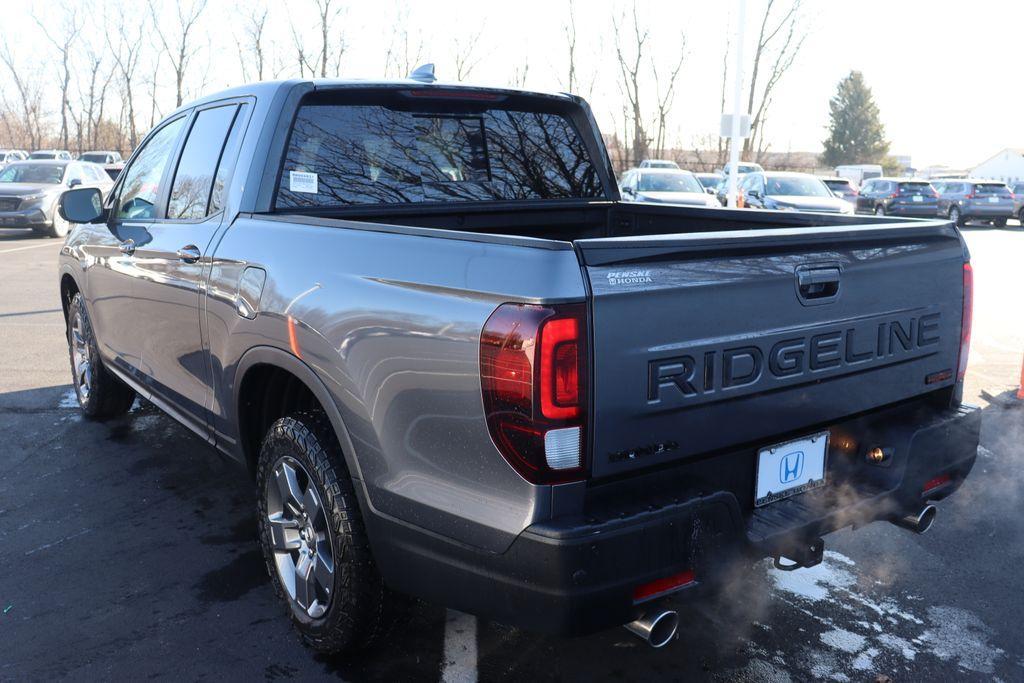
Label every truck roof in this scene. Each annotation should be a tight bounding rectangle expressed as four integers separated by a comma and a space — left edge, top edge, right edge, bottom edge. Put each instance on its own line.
170, 78, 577, 118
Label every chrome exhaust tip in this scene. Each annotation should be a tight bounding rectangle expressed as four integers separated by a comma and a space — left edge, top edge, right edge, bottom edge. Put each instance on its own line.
624, 609, 679, 648
892, 504, 937, 535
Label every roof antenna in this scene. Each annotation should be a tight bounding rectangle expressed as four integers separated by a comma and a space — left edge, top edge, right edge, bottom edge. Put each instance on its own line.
408, 63, 436, 83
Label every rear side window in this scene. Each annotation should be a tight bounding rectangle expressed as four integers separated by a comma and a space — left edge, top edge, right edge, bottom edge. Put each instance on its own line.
275, 100, 605, 208
168, 104, 240, 219
898, 182, 933, 194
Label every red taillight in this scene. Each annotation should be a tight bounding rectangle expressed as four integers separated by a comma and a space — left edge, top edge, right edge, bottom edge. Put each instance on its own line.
923, 474, 952, 494
633, 570, 696, 603
481, 303, 587, 484
958, 263, 973, 382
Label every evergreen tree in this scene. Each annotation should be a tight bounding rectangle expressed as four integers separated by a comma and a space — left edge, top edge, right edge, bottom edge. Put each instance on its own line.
822, 71, 890, 167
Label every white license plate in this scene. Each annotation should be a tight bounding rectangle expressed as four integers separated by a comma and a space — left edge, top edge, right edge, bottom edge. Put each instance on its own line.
988, 196, 999, 203
754, 432, 829, 507
912, 195, 923, 202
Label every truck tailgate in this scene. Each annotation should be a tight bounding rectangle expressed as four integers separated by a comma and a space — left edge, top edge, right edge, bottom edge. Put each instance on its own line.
576, 221, 966, 479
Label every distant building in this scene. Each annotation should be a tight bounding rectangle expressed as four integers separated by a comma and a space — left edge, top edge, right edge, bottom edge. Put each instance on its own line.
971, 148, 1024, 183
918, 165, 969, 180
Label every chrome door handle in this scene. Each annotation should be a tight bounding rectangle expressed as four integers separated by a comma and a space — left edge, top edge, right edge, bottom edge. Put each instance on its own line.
118, 239, 135, 255
176, 245, 201, 263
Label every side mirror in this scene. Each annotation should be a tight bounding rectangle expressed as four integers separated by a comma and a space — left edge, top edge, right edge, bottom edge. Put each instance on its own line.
59, 187, 104, 223
747, 189, 761, 200
68, 178, 82, 188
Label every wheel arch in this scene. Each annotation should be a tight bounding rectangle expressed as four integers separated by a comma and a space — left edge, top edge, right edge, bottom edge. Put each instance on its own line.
232, 346, 364, 486
59, 272, 81, 323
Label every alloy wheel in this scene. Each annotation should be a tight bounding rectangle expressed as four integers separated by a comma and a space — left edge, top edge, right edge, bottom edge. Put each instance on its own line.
71, 314, 92, 405
266, 456, 335, 618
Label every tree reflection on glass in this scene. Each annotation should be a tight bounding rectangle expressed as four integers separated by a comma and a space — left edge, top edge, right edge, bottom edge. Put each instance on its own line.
276, 104, 604, 208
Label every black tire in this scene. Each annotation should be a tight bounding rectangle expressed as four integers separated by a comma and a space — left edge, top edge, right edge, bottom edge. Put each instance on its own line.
993, 218, 1007, 228
949, 206, 964, 228
66, 293, 136, 419
874, 204, 886, 216
256, 410, 407, 654
1018, 209, 1024, 227
47, 207, 70, 238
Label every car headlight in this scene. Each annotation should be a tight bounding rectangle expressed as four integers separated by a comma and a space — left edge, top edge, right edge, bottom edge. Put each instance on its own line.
840, 201, 855, 214
18, 193, 49, 208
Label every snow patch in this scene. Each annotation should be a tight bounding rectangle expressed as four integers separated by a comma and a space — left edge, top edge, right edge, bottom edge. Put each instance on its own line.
58, 389, 79, 408
820, 628, 867, 654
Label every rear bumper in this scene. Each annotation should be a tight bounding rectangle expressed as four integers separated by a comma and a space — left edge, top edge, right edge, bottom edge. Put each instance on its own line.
885, 203, 939, 217
364, 401, 980, 636
963, 204, 1013, 218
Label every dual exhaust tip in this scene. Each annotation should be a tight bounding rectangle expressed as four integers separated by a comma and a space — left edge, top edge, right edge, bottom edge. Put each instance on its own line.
624, 505, 937, 648
892, 503, 937, 535
624, 609, 679, 648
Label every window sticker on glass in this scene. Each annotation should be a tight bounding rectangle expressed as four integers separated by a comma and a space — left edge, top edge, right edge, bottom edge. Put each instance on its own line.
289, 170, 319, 194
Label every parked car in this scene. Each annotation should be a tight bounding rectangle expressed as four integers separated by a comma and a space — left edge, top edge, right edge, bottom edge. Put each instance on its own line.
0, 160, 112, 237
739, 171, 855, 213
78, 151, 123, 164
855, 178, 939, 218
934, 179, 1014, 227
821, 176, 859, 202
718, 161, 764, 177
695, 172, 723, 194
638, 159, 679, 169
58, 78, 979, 654
835, 164, 883, 186
0, 149, 28, 166
620, 168, 720, 207
80, 151, 126, 181
29, 149, 73, 160
1011, 182, 1024, 225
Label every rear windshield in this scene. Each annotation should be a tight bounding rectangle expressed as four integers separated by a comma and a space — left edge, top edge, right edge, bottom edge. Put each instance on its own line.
80, 153, 108, 163
823, 179, 851, 189
696, 175, 719, 189
275, 97, 606, 208
898, 182, 934, 194
974, 183, 1011, 196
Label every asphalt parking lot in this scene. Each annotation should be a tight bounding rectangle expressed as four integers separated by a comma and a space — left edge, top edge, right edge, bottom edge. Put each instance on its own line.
1, 223, 1023, 681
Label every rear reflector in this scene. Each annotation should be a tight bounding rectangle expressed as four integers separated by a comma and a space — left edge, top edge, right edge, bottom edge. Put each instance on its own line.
633, 570, 696, 603
957, 263, 973, 382
923, 474, 952, 494
544, 426, 581, 470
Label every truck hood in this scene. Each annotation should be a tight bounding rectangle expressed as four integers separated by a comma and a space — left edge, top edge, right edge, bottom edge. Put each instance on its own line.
0, 183, 62, 197
768, 195, 850, 213
635, 191, 712, 206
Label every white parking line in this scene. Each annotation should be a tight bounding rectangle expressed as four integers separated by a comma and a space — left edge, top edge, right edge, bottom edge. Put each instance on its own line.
0, 242, 61, 254
441, 609, 478, 683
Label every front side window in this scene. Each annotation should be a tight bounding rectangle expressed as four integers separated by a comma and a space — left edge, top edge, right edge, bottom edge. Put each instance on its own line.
167, 105, 239, 219
276, 99, 605, 208
116, 117, 185, 220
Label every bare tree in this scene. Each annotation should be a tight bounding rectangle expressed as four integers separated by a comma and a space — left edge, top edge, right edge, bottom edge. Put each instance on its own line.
564, 0, 579, 93
613, 4, 650, 166
651, 40, 685, 157
383, 6, 423, 78
71, 36, 114, 154
453, 29, 484, 81
0, 41, 46, 150
511, 58, 530, 88
237, 5, 269, 81
741, 0, 806, 161
149, 0, 208, 108
106, 9, 144, 150
33, 2, 82, 150
291, 0, 345, 78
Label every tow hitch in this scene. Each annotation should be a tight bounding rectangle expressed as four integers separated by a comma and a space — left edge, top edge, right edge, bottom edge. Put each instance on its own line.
772, 537, 825, 571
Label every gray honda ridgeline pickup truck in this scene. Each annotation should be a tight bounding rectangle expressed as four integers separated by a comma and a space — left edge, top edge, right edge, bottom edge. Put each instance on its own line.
57, 78, 979, 652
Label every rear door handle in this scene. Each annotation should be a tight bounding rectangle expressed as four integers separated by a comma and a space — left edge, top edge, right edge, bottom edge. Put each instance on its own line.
176, 244, 201, 263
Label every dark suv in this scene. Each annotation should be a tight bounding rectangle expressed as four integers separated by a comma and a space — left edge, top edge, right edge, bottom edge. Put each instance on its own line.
855, 178, 938, 217
935, 179, 1014, 227
1009, 182, 1024, 225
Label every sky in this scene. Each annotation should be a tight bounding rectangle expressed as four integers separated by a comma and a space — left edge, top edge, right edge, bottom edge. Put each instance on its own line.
6, 0, 1023, 169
